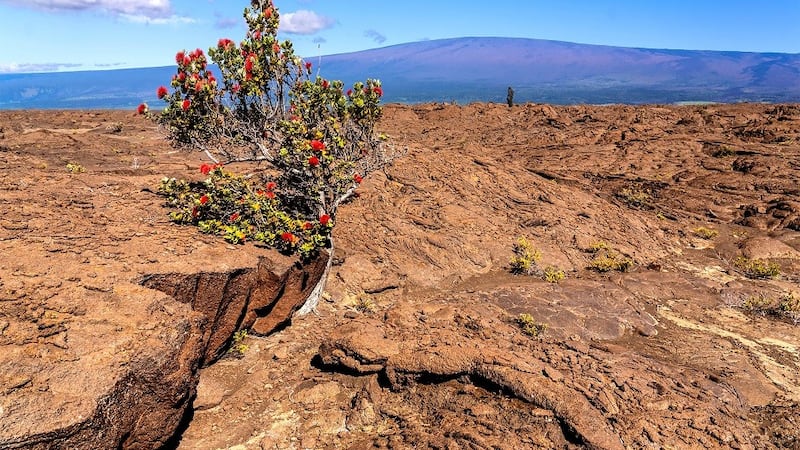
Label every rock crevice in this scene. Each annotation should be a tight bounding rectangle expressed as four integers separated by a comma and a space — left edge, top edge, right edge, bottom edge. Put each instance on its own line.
141, 253, 326, 366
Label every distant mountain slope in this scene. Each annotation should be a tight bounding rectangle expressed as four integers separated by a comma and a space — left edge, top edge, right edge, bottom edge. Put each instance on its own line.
318, 37, 800, 104
2, 37, 799, 109
0, 67, 173, 109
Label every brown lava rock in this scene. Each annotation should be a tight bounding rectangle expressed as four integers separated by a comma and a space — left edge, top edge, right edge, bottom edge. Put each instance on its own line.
0, 111, 324, 449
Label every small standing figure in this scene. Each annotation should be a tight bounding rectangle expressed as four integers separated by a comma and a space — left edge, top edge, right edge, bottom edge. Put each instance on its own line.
507, 86, 514, 108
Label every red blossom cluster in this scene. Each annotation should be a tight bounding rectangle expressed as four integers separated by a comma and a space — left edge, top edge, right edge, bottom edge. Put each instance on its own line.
200, 163, 223, 175
256, 181, 277, 199
217, 38, 235, 50
319, 214, 331, 226
151, 48, 219, 114
310, 139, 325, 151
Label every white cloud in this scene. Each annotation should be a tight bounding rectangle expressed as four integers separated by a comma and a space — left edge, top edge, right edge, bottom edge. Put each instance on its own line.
0, 62, 83, 73
120, 13, 195, 25
280, 10, 334, 35
0, 0, 193, 23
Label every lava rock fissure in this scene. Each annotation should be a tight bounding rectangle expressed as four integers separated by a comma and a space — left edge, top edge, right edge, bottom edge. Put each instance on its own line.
141, 253, 327, 367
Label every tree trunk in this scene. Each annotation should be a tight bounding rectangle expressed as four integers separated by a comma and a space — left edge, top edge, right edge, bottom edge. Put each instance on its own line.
295, 239, 334, 315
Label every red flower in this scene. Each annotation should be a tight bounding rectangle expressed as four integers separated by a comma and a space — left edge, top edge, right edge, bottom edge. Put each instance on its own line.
346, 89, 353, 96
192, 206, 199, 218
305, 61, 312, 71
265, 8, 272, 19
218, 38, 234, 49
272, 43, 281, 53
199, 195, 209, 205
183, 56, 191, 66
308, 156, 320, 167
281, 232, 295, 242
231, 84, 241, 93
310, 139, 325, 151
200, 163, 212, 175
374, 86, 383, 97
157, 86, 168, 99
322, 79, 329, 89
230, 213, 240, 222
178, 72, 186, 82
175, 51, 185, 64
265, 191, 276, 199
353, 174, 363, 184
137, 103, 148, 115
253, 31, 262, 40
303, 222, 313, 230
319, 214, 331, 226
266, 181, 277, 191
182, 99, 191, 111
194, 81, 204, 92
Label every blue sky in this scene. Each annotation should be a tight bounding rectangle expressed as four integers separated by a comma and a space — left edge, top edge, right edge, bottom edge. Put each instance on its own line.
1, 0, 798, 73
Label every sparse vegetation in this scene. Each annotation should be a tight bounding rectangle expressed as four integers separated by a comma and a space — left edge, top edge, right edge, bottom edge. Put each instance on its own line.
509, 238, 566, 282
743, 293, 774, 315
733, 256, 780, 279
66, 162, 85, 173
345, 291, 376, 313
616, 187, 652, 209
779, 292, 800, 325
739, 291, 800, 324
354, 296, 376, 313
588, 241, 610, 252
693, 226, 719, 240
227, 329, 249, 358
779, 292, 800, 314
543, 266, 566, 283
509, 237, 542, 275
516, 313, 547, 337
106, 122, 123, 133
587, 244, 633, 273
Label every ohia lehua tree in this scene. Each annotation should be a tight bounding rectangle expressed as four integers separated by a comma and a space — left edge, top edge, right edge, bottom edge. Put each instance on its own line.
140, 0, 396, 313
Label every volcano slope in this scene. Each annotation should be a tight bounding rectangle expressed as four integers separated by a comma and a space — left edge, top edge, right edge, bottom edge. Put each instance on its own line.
2, 103, 799, 449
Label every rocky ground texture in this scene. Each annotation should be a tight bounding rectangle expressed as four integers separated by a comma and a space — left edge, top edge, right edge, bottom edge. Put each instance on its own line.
1, 103, 799, 449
